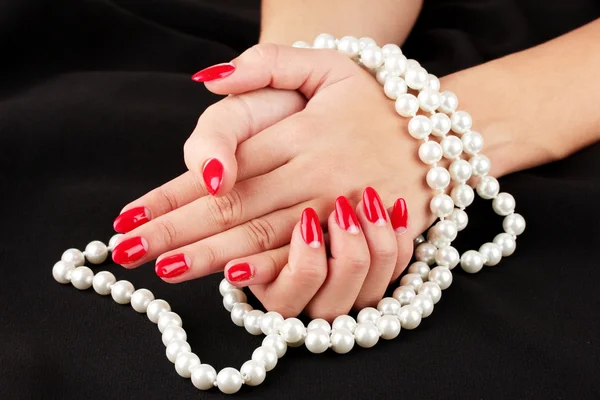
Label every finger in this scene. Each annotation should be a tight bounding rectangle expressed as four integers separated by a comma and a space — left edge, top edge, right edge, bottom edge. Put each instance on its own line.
223, 245, 290, 287
388, 198, 414, 282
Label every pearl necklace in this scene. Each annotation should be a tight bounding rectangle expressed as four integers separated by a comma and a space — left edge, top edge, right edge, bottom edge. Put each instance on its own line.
51, 34, 526, 395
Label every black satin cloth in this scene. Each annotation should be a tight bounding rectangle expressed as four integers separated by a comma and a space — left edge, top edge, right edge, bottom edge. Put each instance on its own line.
1, 1, 599, 399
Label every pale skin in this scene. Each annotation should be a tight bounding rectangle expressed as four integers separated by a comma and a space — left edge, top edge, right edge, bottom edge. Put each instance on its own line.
115, 1, 600, 320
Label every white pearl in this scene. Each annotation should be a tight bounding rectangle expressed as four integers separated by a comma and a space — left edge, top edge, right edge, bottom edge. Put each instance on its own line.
469, 154, 491, 177
147, 299, 171, 323
216, 367, 243, 395
260, 311, 284, 335
479, 242, 503, 266
360, 45, 384, 69
305, 328, 330, 354
503, 213, 526, 236
262, 334, 287, 358
241, 360, 266, 386
375, 67, 389, 85
411, 293, 434, 318
460, 250, 485, 273
392, 286, 416, 305
418, 141, 443, 164
166, 339, 191, 363
427, 225, 449, 249
175, 352, 200, 378
451, 183, 475, 208
449, 159, 472, 183
439, 91, 458, 113
108, 233, 123, 250
332, 315, 357, 333
426, 166, 451, 190
435, 246, 460, 269
418, 281, 442, 304
191, 364, 217, 390
357, 307, 381, 324
279, 318, 306, 344
336, 36, 359, 57
493, 193, 516, 216
61, 248, 85, 267
313, 33, 336, 49
449, 208, 469, 231
292, 40, 310, 49
377, 315, 401, 340
405, 66, 428, 90
407, 261, 431, 280
461, 131, 484, 155
426, 74, 441, 91
398, 305, 422, 330
110, 280, 134, 304
408, 115, 433, 139
130, 288, 154, 313
406, 59, 421, 69
252, 346, 278, 371
382, 43, 402, 58
428, 266, 453, 290
415, 242, 437, 265
358, 37, 376, 50
244, 310, 265, 336
52, 261, 75, 284
307, 318, 331, 334
494, 233, 517, 256
223, 289, 247, 312
430, 113, 452, 137
384, 53, 407, 76
219, 278, 235, 296
476, 176, 500, 199
414, 234, 426, 246
430, 194, 455, 218
330, 328, 355, 354
377, 297, 401, 316
436, 220, 458, 243
441, 135, 464, 159
158, 311, 183, 333
354, 322, 380, 348
418, 90, 441, 113
450, 111, 472, 134
383, 76, 407, 100
230, 303, 253, 327
162, 325, 187, 346
84, 241, 108, 264
70, 266, 94, 290
399, 273, 424, 289
395, 93, 419, 117
92, 271, 116, 295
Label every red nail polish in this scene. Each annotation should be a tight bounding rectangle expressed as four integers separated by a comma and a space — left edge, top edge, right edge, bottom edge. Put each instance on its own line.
112, 236, 148, 265
113, 206, 151, 233
226, 262, 254, 282
191, 63, 235, 82
202, 158, 224, 196
391, 198, 409, 234
363, 187, 388, 225
335, 196, 360, 234
155, 254, 190, 278
301, 208, 323, 248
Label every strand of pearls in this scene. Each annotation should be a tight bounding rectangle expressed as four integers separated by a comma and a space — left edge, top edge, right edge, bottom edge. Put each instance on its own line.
52, 35, 525, 395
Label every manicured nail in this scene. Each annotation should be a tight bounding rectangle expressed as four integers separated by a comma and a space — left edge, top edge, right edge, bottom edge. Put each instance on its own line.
155, 254, 190, 278
112, 236, 148, 265
191, 63, 235, 82
202, 158, 224, 195
113, 206, 151, 233
363, 187, 388, 226
335, 196, 360, 234
301, 208, 323, 248
226, 262, 254, 283
391, 198, 409, 234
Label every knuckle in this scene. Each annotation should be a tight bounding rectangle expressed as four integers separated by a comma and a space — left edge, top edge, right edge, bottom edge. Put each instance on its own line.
296, 263, 327, 286
261, 295, 300, 319
156, 185, 180, 211
244, 217, 277, 252
344, 255, 370, 275
154, 219, 178, 248
249, 43, 280, 64
207, 188, 243, 227
372, 245, 398, 266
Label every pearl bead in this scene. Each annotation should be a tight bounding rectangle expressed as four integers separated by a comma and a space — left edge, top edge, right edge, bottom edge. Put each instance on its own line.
449, 208, 469, 231
430, 194, 454, 218
430, 113, 452, 137
415, 242, 437, 265
216, 368, 243, 395
407, 261, 431, 280
382, 43, 402, 58
175, 352, 200, 378
260, 311, 284, 335
384, 53, 407, 76
392, 286, 416, 305
460, 250, 484, 274
252, 346, 278, 371
441, 135, 464, 159
418, 281, 442, 304
223, 289, 247, 312
230, 303, 253, 327
494, 233, 517, 256
219, 278, 235, 296
408, 115, 433, 139
399, 273, 424, 289
492, 192, 516, 216
469, 154, 491, 177
147, 299, 171, 323
435, 246, 460, 269
108, 233, 123, 250
503, 213, 526, 236
439, 91, 458, 113
307, 318, 331, 334
449, 159, 472, 183
130, 288, 154, 313
91, 271, 115, 295
61, 248, 85, 267
166, 339, 191, 363
354, 322, 380, 348
451, 183, 475, 208
427, 225, 449, 248
398, 305, 422, 330
52, 261, 75, 284
358, 37, 376, 50
305, 328, 330, 354
414, 234, 426, 246
162, 325, 187, 346
330, 328, 355, 354
336, 36, 359, 57
395, 93, 419, 117
84, 240, 108, 264
476, 176, 500, 199
436, 220, 458, 242
279, 318, 306, 343
411, 293, 434, 318
428, 266, 453, 290
427, 74, 441, 91
332, 315, 357, 333
110, 280, 134, 304
418, 89, 441, 113
377, 315, 401, 340
450, 111, 472, 134
405, 66, 428, 90
406, 59, 421, 69
383, 76, 407, 100
313, 33, 336, 49
191, 364, 217, 390
377, 297, 401, 316
357, 307, 381, 324
244, 310, 265, 336
158, 311, 183, 333
360, 45, 384, 69
241, 360, 266, 386
262, 334, 287, 358
426, 166, 451, 190
70, 266, 94, 290
479, 242, 503, 266
375, 68, 389, 85
461, 131, 484, 155
418, 141, 443, 164
292, 41, 310, 49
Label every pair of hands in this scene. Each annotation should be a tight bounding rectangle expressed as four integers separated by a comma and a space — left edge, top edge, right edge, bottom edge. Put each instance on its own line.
111, 44, 436, 320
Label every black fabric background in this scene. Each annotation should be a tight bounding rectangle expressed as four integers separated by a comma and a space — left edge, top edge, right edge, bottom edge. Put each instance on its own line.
1, 1, 599, 399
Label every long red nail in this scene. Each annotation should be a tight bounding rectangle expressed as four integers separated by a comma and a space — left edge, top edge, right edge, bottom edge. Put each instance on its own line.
301, 208, 323, 248
363, 187, 388, 225
155, 254, 190, 278
226, 263, 254, 283
112, 236, 148, 265
202, 158, 224, 195
191, 63, 235, 82
335, 196, 360, 234
391, 198, 409, 234
113, 206, 151, 233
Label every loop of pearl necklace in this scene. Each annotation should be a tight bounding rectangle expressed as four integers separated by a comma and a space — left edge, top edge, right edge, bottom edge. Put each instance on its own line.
52, 34, 526, 395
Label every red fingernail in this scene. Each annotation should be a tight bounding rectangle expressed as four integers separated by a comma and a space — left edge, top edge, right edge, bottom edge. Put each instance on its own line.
391, 198, 409, 234
112, 236, 148, 265
226, 262, 254, 283
335, 196, 360, 234
202, 158, 224, 195
363, 187, 388, 225
113, 206, 151, 233
155, 254, 190, 278
301, 208, 323, 248
191, 63, 235, 82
